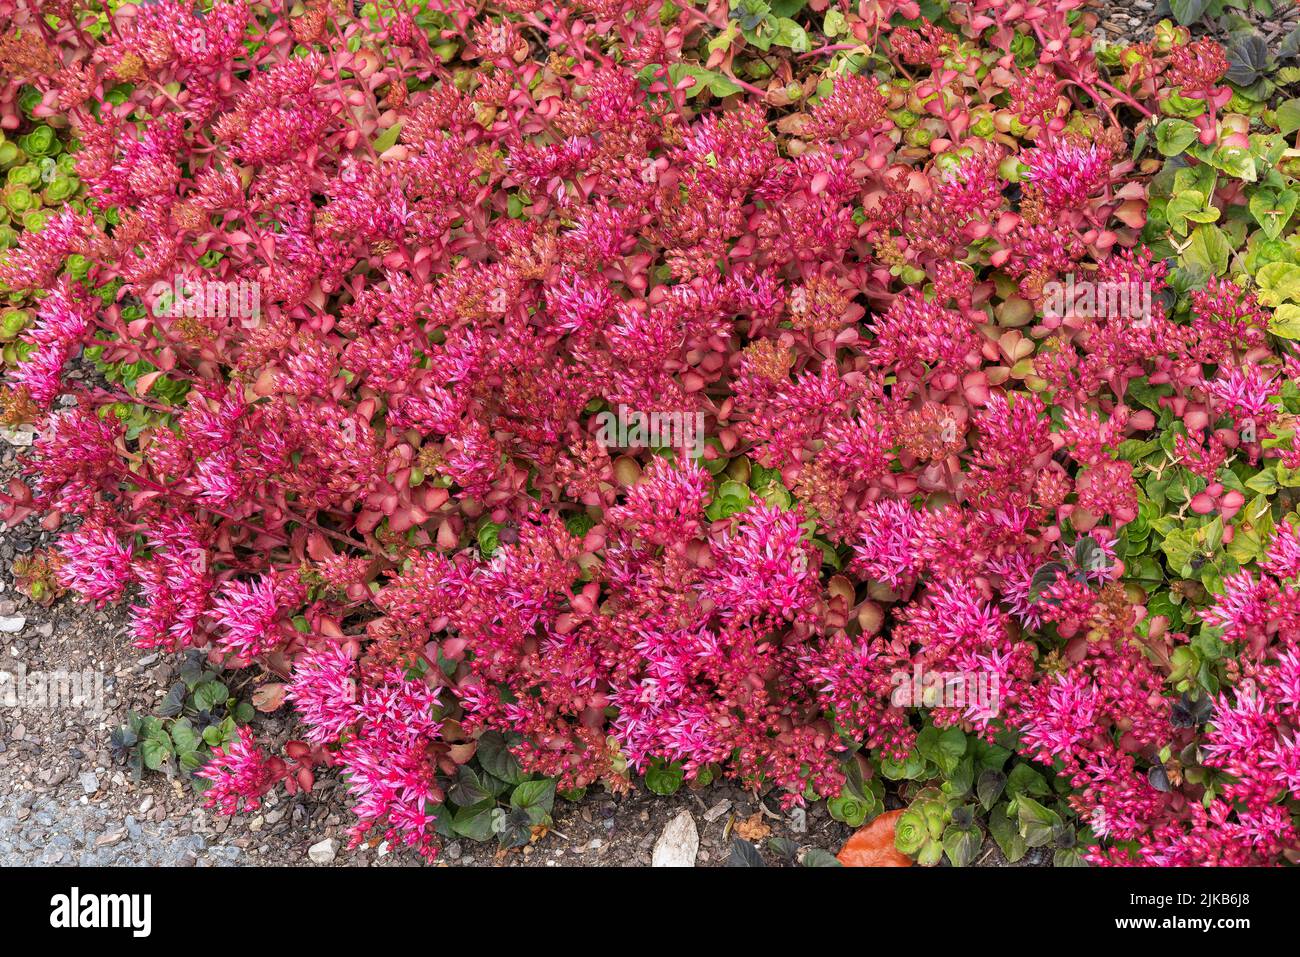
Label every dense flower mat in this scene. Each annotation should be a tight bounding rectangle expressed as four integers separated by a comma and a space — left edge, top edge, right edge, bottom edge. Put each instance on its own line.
4, 0, 1300, 866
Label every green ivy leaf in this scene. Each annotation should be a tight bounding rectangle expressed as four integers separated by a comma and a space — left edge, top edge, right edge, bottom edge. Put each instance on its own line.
448, 765, 493, 806
193, 680, 228, 713
669, 64, 743, 99
1006, 762, 1050, 799
822, 8, 847, 35
1015, 795, 1062, 848
477, 730, 527, 785
1256, 261, 1300, 307
976, 768, 1007, 810
178, 749, 205, 773
972, 739, 1012, 772
707, 22, 741, 53
1209, 144, 1257, 182
141, 733, 173, 771
801, 848, 843, 867
943, 755, 975, 799
916, 724, 967, 776
942, 825, 982, 867
510, 778, 556, 825
1160, 527, 1199, 575
1277, 97, 1300, 136
1249, 187, 1298, 240
1154, 118, 1199, 156
1271, 303, 1300, 339
1169, 0, 1211, 24
157, 682, 186, 718
769, 17, 810, 52
988, 803, 1027, 862
1245, 466, 1280, 495
450, 799, 496, 841
169, 717, 201, 754
1054, 846, 1089, 867
1181, 224, 1232, 276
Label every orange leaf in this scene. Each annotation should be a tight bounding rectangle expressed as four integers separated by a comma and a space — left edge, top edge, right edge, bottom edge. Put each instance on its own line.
135, 370, 164, 397
836, 810, 913, 867
735, 811, 771, 842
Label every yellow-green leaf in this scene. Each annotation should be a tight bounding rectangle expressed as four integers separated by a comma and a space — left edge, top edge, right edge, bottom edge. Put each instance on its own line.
373, 121, 403, 153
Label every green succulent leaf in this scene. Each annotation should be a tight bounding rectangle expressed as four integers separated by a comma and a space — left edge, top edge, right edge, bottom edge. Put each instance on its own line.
645, 759, 685, 795
894, 806, 929, 855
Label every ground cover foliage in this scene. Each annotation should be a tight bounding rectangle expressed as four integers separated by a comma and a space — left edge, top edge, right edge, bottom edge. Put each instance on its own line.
5, 0, 1300, 865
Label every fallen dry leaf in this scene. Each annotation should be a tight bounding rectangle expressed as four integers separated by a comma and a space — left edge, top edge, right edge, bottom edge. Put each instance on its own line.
734, 811, 771, 842
836, 809, 913, 867
252, 682, 287, 712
